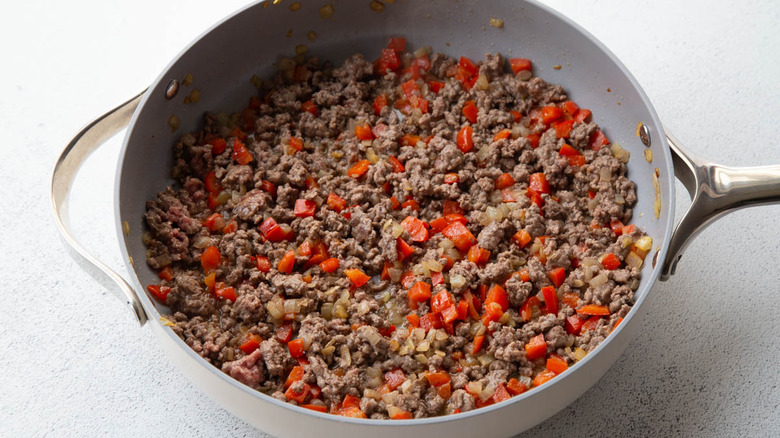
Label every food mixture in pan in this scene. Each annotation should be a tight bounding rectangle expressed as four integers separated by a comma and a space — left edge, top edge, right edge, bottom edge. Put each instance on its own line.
143, 38, 653, 419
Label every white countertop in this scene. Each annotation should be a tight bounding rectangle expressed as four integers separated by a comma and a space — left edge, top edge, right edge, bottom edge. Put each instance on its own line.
2, 0, 778, 436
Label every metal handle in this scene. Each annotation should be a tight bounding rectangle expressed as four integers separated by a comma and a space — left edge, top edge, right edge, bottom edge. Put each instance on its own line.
660, 131, 780, 281
50, 90, 149, 325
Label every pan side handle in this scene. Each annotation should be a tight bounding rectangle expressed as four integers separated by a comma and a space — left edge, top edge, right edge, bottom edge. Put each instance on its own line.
660, 131, 780, 281
50, 91, 148, 325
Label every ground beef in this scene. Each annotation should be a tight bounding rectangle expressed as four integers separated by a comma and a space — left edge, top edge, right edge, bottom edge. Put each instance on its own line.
143, 40, 650, 420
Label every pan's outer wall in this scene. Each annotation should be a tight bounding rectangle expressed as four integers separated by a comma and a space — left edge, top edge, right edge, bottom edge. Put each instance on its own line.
116, 1, 674, 436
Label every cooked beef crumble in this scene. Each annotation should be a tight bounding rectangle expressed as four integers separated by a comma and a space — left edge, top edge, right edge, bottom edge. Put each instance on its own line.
143, 39, 653, 419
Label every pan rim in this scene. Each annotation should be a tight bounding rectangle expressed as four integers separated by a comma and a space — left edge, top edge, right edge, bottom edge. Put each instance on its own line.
113, 0, 676, 427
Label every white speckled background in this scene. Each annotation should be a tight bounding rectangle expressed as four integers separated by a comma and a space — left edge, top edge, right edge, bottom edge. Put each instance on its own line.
2, 0, 778, 436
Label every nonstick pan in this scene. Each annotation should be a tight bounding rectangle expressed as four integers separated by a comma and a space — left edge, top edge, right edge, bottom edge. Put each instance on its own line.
50, 1, 780, 437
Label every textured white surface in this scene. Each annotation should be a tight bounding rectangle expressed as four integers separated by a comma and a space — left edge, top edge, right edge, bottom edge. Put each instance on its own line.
1, 0, 778, 437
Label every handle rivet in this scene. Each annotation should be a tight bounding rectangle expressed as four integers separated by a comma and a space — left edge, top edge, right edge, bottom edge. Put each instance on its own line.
639, 123, 651, 147
165, 79, 180, 100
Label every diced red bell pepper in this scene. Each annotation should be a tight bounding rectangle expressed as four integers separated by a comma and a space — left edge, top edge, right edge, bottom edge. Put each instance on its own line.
458, 56, 479, 76
301, 100, 317, 116
326, 192, 347, 212
559, 143, 580, 157
541, 285, 558, 315
431, 290, 455, 314
396, 237, 415, 261
278, 250, 296, 274
406, 313, 420, 328
441, 222, 476, 252
300, 404, 327, 413
610, 220, 625, 235
565, 314, 586, 335
507, 378, 528, 396
495, 173, 515, 190
485, 285, 509, 312
428, 80, 445, 94
431, 271, 445, 287
345, 268, 370, 287
146, 284, 171, 303
456, 126, 474, 153
259, 218, 284, 242
284, 382, 311, 403
520, 296, 541, 322
204, 171, 222, 194
425, 371, 451, 387
589, 129, 609, 150
388, 156, 405, 173
525, 333, 547, 360
348, 160, 371, 178
209, 137, 227, 155
526, 132, 541, 148
442, 200, 465, 215
284, 366, 304, 389
472, 334, 486, 355
493, 129, 512, 142
419, 312, 442, 332
553, 119, 575, 139
563, 101, 579, 117
232, 139, 254, 165
275, 323, 294, 343
407, 281, 432, 302
239, 334, 261, 354
509, 58, 532, 74
215, 285, 237, 302
318, 258, 339, 273
466, 245, 490, 266
561, 292, 580, 309
601, 253, 621, 270
255, 256, 271, 273
540, 106, 564, 125
532, 370, 557, 387
401, 216, 429, 242
355, 124, 374, 140
288, 338, 305, 359
377, 48, 401, 74
577, 304, 611, 316
513, 229, 532, 249
289, 137, 303, 153
462, 100, 478, 124
157, 266, 173, 281
401, 199, 420, 211
204, 212, 226, 232
574, 108, 592, 123
294, 199, 317, 218
509, 110, 523, 123
201, 246, 220, 272
373, 94, 388, 116
581, 315, 602, 333
548, 267, 566, 288
529, 172, 550, 194
444, 173, 460, 184
384, 369, 406, 390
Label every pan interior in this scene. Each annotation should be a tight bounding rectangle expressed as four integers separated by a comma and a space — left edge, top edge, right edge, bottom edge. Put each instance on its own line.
117, 0, 673, 378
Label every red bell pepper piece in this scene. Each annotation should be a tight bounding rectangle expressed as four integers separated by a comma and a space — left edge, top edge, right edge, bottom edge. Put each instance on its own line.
200, 246, 220, 272
293, 199, 317, 218
345, 268, 370, 287
441, 222, 476, 252
456, 126, 474, 153
525, 333, 547, 360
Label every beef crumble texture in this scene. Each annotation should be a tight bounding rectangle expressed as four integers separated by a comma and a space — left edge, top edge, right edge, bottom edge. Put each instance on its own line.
142, 39, 653, 419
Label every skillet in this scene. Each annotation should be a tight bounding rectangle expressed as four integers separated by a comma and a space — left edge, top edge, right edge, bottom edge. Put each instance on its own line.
50, 1, 780, 436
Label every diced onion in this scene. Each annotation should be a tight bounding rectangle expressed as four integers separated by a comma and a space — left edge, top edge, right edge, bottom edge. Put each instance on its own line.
635, 236, 653, 254
476, 74, 489, 91
476, 146, 490, 162
626, 251, 644, 269
416, 340, 430, 352
320, 303, 333, 320
364, 388, 382, 400
574, 347, 587, 361
438, 238, 454, 251
611, 143, 631, 163
267, 299, 284, 320
422, 259, 443, 273
589, 272, 608, 288
581, 257, 599, 267
364, 327, 383, 346
388, 268, 403, 283
340, 345, 352, 366
450, 274, 467, 289
284, 299, 301, 314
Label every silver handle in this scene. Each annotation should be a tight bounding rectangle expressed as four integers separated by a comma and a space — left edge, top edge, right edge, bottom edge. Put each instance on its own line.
660, 131, 780, 280
50, 91, 149, 325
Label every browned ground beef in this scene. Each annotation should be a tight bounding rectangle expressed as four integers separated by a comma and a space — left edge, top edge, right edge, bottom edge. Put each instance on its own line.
143, 41, 651, 419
